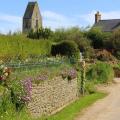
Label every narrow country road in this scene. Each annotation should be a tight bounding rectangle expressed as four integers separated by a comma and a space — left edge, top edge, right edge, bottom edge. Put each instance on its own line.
75, 78, 120, 120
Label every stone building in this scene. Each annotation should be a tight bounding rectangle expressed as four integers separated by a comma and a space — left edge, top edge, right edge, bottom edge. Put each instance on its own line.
94, 11, 120, 32
23, 1, 42, 33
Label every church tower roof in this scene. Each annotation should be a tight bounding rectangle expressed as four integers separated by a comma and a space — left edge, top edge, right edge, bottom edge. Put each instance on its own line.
23, 2, 38, 19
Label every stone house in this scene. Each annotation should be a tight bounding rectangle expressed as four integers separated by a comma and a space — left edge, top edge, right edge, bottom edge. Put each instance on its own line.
23, 2, 42, 33
93, 11, 120, 32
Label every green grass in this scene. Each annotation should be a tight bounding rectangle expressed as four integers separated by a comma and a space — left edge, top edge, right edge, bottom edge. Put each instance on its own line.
0, 35, 52, 59
40, 92, 107, 120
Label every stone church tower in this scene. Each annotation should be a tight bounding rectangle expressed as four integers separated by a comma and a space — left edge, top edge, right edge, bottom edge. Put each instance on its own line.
23, 1, 42, 33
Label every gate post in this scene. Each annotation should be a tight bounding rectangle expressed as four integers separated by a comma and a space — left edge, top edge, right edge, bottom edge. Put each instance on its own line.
80, 61, 86, 95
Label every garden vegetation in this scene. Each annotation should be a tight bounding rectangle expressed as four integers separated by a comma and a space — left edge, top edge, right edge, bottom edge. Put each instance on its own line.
1, 27, 120, 60
0, 26, 119, 120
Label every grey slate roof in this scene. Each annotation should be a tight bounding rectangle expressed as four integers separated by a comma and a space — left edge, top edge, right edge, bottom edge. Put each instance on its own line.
23, 2, 37, 19
93, 19, 120, 32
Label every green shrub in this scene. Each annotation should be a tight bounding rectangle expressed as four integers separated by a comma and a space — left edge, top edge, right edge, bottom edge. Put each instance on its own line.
86, 62, 114, 83
27, 28, 53, 39
86, 27, 103, 49
51, 41, 80, 59
53, 27, 94, 59
110, 29, 120, 50
85, 82, 96, 94
86, 27, 109, 49
53, 27, 82, 42
0, 89, 14, 113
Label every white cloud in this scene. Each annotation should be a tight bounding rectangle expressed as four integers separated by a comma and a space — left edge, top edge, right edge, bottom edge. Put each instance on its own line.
1, 10, 120, 34
0, 12, 22, 34
102, 11, 120, 19
0, 11, 79, 34
42, 11, 67, 22
0, 13, 21, 24
79, 10, 120, 25
42, 10, 79, 29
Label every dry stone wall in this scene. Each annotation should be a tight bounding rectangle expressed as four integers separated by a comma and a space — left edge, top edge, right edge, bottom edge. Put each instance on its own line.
28, 76, 79, 117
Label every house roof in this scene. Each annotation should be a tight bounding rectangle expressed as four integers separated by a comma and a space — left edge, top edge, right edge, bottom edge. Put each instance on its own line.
93, 19, 120, 32
23, 2, 37, 19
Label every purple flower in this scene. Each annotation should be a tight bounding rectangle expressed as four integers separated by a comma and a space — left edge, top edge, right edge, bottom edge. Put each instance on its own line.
34, 73, 48, 85
21, 77, 32, 103
36, 74, 48, 81
61, 68, 77, 80
68, 69, 77, 80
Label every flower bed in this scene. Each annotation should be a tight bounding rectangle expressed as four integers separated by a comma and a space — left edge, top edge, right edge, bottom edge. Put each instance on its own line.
0, 62, 78, 115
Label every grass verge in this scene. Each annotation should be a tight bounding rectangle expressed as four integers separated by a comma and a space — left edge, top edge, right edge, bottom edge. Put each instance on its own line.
40, 92, 107, 120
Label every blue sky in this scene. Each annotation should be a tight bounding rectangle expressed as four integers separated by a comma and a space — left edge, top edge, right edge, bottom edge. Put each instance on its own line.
0, 0, 120, 33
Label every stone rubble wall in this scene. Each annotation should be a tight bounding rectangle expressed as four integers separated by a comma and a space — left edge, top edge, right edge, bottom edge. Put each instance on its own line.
28, 76, 79, 117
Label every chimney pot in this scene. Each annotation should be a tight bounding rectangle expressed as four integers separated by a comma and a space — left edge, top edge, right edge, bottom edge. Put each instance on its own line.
95, 11, 101, 23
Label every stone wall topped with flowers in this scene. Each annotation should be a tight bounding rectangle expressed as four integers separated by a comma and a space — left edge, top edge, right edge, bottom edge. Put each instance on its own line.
27, 76, 79, 118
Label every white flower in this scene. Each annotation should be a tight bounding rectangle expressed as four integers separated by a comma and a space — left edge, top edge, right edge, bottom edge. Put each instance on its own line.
25, 59, 29, 62
4, 67, 8, 70
3, 67, 8, 72
4, 73, 8, 77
